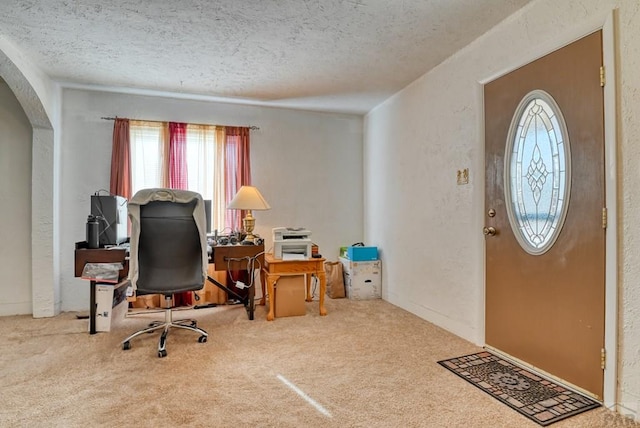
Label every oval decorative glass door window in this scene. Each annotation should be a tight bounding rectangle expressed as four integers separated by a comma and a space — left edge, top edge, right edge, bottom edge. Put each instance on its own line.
504, 90, 571, 255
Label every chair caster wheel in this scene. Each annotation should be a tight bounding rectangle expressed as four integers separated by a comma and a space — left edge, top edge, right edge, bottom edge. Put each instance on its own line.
198, 335, 207, 343
123, 341, 131, 350
158, 349, 167, 358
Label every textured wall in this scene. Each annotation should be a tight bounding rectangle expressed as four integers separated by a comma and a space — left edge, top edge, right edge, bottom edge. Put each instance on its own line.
617, 0, 640, 417
365, 0, 640, 416
59, 88, 364, 310
0, 36, 54, 128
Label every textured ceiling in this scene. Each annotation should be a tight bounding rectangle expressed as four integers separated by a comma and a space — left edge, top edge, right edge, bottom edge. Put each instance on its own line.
0, 0, 532, 114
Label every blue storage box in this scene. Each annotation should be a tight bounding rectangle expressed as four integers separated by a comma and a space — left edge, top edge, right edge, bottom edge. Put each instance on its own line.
347, 246, 378, 261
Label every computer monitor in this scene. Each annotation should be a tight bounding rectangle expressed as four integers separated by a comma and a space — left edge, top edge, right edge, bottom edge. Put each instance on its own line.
91, 195, 128, 246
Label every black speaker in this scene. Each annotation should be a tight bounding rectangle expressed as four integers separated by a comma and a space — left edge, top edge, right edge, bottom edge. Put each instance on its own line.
90, 195, 128, 246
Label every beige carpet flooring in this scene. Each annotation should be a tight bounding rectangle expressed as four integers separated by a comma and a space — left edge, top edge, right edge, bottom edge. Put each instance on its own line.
1, 298, 638, 427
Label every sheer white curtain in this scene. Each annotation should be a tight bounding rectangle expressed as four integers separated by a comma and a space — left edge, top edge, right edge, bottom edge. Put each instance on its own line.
212, 127, 227, 233
185, 125, 227, 231
130, 120, 166, 194
185, 124, 214, 198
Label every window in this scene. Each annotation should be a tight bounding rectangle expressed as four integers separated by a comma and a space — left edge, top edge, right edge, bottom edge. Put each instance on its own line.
504, 90, 571, 255
129, 121, 227, 231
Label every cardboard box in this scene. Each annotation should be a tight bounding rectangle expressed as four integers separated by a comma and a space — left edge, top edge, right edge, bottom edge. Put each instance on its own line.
93, 280, 129, 332
340, 258, 382, 300
345, 275, 382, 300
274, 275, 306, 318
346, 246, 378, 261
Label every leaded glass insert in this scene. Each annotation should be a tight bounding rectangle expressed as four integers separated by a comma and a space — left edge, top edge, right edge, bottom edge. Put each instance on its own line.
504, 90, 571, 255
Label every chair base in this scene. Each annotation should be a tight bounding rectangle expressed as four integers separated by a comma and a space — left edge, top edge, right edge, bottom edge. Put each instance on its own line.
122, 301, 208, 358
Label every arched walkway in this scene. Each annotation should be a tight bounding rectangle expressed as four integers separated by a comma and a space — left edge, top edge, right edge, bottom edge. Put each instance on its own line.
0, 46, 58, 317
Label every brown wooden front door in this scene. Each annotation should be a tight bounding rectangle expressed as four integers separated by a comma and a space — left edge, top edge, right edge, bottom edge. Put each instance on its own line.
484, 31, 605, 398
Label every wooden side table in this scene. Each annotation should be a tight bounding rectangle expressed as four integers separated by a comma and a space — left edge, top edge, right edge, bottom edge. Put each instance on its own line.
261, 253, 327, 321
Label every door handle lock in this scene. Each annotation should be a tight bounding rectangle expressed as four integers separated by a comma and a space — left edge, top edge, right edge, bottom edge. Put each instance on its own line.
483, 226, 497, 236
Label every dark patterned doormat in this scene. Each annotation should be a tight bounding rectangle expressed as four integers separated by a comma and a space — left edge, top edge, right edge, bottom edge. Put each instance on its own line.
437, 351, 600, 426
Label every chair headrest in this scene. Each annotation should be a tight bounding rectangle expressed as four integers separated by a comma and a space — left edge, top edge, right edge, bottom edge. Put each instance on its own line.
130, 188, 202, 207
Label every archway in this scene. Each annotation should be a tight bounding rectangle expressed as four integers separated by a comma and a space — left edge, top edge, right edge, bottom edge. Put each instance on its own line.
0, 45, 58, 317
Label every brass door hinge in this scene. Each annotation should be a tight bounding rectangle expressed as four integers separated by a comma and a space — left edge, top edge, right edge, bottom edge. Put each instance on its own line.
602, 207, 608, 229
600, 66, 606, 87
601, 348, 606, 370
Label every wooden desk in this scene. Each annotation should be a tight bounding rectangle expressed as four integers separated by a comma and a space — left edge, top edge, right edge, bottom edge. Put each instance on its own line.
208, 243, 265, 320
74, 242, 264, 333
74, 242, 128, 334
261, 253, 326, 321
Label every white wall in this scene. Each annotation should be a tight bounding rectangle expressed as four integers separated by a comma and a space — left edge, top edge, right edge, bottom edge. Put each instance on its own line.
0, 79, 32, 315
365, 0, 640, 416
59, 88, 363, 310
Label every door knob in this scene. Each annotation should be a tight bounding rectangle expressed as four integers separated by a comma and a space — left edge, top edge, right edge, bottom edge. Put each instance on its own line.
483, 226, 496, 236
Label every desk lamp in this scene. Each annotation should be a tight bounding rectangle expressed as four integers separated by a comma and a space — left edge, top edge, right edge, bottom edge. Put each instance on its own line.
227, 186, 271, 243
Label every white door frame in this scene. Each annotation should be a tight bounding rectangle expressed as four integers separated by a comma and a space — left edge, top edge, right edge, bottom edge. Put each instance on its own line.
476, 10, 618, 409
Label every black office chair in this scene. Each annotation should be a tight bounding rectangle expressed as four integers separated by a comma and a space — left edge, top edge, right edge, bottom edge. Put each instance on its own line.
122, 188, 208, 357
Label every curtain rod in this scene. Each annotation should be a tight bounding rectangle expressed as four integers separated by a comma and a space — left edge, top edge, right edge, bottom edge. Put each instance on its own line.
100, 116, 259, 130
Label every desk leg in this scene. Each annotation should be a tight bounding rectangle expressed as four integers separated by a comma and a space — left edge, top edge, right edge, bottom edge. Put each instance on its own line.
317, 270, 327, 316
247, 277, 255, 321
266, 274, 279, 321
89, 280, 97, 334
305, 274, 313, 302
260, 269, 267, 306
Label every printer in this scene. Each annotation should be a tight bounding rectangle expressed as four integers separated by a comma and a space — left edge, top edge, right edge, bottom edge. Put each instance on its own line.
273, 227, 312, 259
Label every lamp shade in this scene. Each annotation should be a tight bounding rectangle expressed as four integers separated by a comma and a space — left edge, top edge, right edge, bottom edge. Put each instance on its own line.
227, 186, 271, 211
